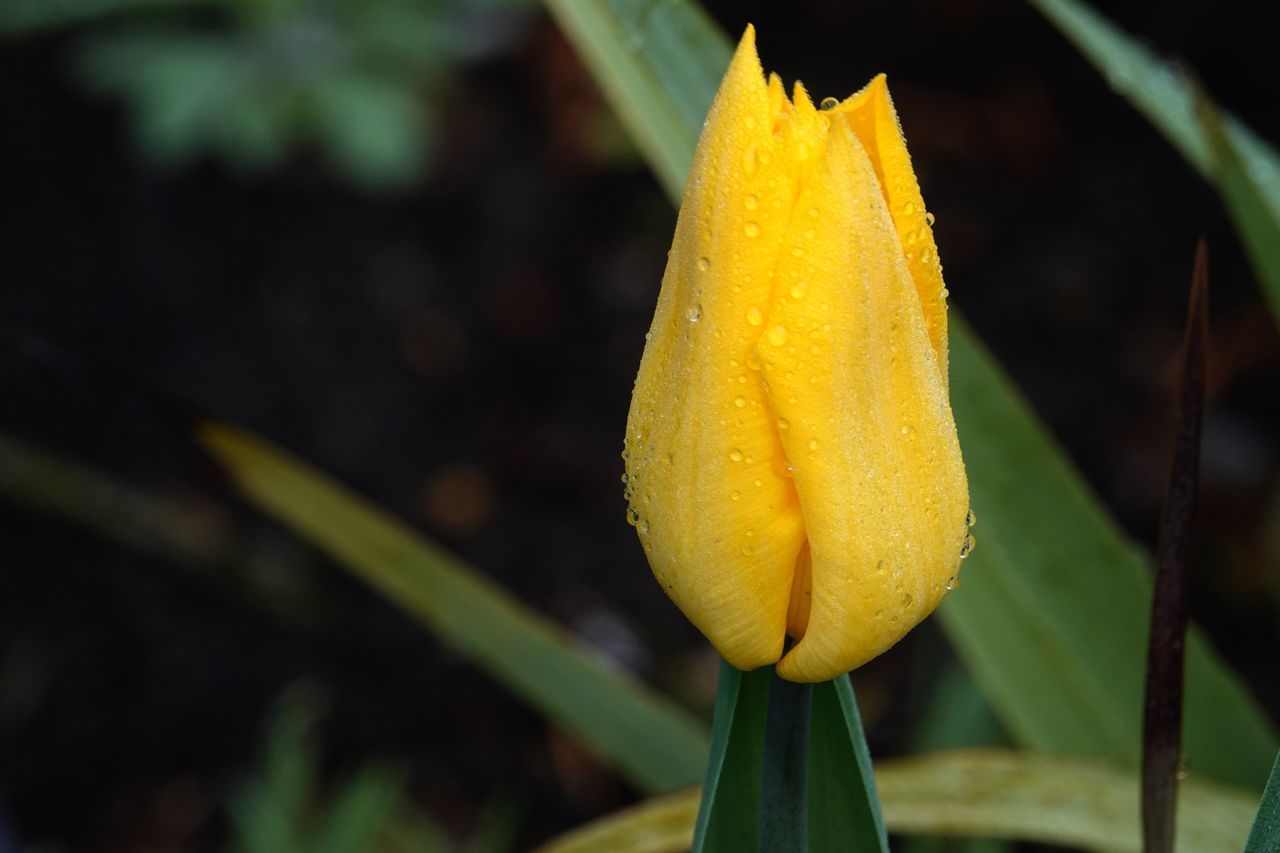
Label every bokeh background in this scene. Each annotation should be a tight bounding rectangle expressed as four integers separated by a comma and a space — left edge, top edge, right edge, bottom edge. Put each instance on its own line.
2, 0, 1277, 849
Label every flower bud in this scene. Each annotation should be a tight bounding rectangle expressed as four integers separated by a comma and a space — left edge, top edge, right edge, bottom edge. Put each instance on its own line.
622, 26, 969, 682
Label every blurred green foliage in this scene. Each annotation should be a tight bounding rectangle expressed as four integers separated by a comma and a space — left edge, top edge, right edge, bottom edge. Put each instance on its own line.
230, 683, 524, 853
0, 0, 531, 189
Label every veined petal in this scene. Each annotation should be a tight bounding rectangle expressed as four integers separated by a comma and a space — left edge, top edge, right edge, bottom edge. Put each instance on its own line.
765, 117, 968, 682
625, 27, 969, 683
623, 26, 806, 670
839, 76, 949, 385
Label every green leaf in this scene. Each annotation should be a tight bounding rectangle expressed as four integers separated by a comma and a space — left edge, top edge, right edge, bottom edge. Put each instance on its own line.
691, 661, 769, 853
196, 421, 710, 793
540, 0, 1278, 786
541, 0, 729, 203
1027, 0, 1280, 325
1196, 95, 1280, 317
539, 749, 1260, 853
1245, 752, 1280, 852
314, 768, 404, 853
806, 677, 888, 852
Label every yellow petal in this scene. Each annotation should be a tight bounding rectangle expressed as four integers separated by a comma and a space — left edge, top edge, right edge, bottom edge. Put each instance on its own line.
759, 116, 968, 682
623, 25, 804, 670
839, 76, 949, 385
624, 27, 968, 682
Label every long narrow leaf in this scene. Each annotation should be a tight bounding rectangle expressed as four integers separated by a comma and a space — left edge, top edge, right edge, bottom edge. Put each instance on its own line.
807, 677, 888, 851
1245, 752, 1280, 852
538, 749, 1260, 853
1141, 241, 1208, 853
541, 0, 1278, 786
691, 662, 769, 853
1028, 0, 1280, 324
196, 421, 709, 793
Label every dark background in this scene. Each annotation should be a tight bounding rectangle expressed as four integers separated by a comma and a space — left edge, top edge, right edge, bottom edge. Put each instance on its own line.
2, 0, 1278, 849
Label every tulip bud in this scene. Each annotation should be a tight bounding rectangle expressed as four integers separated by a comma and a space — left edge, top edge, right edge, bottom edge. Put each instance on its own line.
622, 26, 970, 683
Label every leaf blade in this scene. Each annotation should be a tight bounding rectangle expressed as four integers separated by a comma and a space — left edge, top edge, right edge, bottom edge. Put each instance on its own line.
196, 421, 710, 793
1027, 0, 1280, 324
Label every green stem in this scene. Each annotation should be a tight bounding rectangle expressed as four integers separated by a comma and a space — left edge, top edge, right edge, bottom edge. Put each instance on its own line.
759, 669, 813, 851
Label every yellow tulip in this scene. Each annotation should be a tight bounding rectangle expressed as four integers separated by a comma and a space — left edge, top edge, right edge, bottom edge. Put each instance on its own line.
622, 26, 970, 683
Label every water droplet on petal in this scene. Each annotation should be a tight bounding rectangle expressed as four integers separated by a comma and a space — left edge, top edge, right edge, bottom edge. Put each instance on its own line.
960, 534, 976, 559
777, 417, 790, 430
743, 221, 761, 238
808, 438, 819, 451
686, 303, 703, 323
925, 211, 936, 226
745, 194, 759, 211
697, 256, 711, 271
729, 448, 744, 462
946, 576, 961, 591
733, 395, 746, 408
966, 508, 977, 528
731, 490, 741, 501
767, 324, 788, 346
790, 282, 806, 299
746, 306, 764, 326
819, 96, 840, 110
639, 518, 650, 535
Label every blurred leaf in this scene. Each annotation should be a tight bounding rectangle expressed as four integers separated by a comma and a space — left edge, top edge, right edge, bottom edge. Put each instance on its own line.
310, 73, 429, 190
0, 0, 207, 34
541, 0, 1279, 786
230, 685, 323, 853
806, 677, 888, 852
76, 30, 251, 165
1245, 752, 1280, 852
542, 0, 730, 203
314, 768, 404, 853
1028, 0, 1280, 325
1197, 97, 1280, 314
196, 421, 711, 793
540, 749, 1260, 853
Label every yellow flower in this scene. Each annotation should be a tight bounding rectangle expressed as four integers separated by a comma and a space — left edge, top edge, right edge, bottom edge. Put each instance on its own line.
622, 26, 970, 683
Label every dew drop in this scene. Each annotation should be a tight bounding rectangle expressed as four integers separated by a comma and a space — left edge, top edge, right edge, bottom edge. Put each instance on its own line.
733, 395, 746, 408
902, 593, 913, 607
731, 490, 741, 501
620, 472, 628, 484
745, 194, 759, 211
737, 373, 747, 384
729, 448, 744, 462
960, 534, 976, 559
946, 576, 961, 591
639, 518, 650, 535
925, 211, 936, 227
777, 417, 790, 430
876, 560, 887, 576
697, 256, 711, 271
743, 221, 761, 238
966, 508, 977, 528
767, 324, 788, 346
686, 303, 703, 323
746, 349, 763, 371
754, 478, 763, 487
808, 438, 819, 451
819, 96, 840, 110
746, 306, 764, 326
796, 141, 810, 161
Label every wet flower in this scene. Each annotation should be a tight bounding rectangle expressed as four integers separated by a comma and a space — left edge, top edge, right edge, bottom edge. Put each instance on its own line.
622, 26, 969, 682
